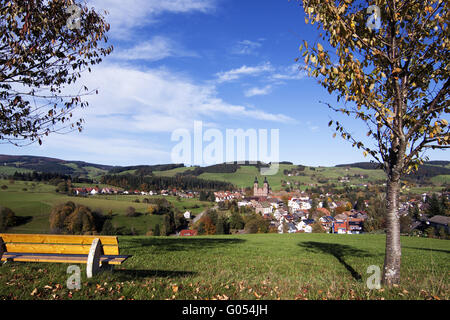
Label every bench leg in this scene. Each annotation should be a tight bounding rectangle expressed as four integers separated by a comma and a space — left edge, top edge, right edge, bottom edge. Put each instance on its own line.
0, 237, 4, 265
86, 238, 103, 278
101, 261, 114, 272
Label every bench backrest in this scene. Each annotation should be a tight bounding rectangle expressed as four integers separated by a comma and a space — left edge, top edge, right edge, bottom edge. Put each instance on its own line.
0, 234, 119, 255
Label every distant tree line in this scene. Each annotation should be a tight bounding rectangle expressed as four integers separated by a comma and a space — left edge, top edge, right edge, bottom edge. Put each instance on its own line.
335, 162, 450, 183
199, 191, 215, 202
100, 174, 234, 192
108, 164, 185, 175
177, 163, 240, 177
8, 171, 93, 184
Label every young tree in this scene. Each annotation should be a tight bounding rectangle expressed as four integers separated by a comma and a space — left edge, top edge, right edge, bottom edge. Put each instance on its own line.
153, 224, 160, 236
425, 193, 444, 217
0, 0, 112, 145
297, 0, 449, 286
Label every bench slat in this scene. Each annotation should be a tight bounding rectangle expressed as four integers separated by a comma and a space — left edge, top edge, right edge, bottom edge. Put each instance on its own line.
1, 252, 128, 265
4, 243, 119, 255
0, 233, 118, 246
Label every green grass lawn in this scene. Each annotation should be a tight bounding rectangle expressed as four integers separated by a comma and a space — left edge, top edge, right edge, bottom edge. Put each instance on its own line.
0, 233, 448, 300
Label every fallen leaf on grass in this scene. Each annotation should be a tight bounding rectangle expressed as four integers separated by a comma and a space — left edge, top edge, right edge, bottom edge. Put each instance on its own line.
31, 288, 38, 296
172, 285, 179, 293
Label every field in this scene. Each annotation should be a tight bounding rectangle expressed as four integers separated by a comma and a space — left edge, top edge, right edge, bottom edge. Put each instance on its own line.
0, 233, 448, 300
0, 180, 212, 235
153, 163, 447, 192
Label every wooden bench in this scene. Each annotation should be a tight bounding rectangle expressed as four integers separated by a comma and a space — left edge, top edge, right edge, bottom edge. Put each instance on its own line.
0, 233, 131, 278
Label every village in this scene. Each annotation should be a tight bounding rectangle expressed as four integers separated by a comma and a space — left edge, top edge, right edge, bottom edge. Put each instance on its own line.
71, 177, 450, 236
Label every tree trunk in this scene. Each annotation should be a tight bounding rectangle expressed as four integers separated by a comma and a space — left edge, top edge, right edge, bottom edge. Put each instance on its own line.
382, 177, 402, 286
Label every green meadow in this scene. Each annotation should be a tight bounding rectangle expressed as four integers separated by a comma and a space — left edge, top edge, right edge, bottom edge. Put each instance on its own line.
153, 164, 447, 192
0, 180, 212, 235
0, 233, 448, 300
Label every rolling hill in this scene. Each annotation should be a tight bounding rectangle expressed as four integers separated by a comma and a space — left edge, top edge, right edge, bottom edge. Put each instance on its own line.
0, 154, 448, 191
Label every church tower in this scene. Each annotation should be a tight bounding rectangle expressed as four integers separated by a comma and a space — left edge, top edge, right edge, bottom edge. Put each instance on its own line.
263, 177, 269, 195
253, 176, 259, 196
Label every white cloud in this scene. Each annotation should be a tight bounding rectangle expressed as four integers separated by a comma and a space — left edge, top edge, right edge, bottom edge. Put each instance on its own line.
244, 85, 272, 97
306, 121, 320, 133
90, 0, 217, 38
270, 64, 306, 81
32, 133, 170, 166
72, 63, 294, 136
113, 36, 198, 61
231, 39, 264, 55
215, 62, 274, 83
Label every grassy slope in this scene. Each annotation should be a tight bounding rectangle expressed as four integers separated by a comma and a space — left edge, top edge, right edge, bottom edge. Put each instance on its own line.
0, 166, 34, 175
0, 233, 447, 300
0, 180, 211, 235
154, 164, 424, 191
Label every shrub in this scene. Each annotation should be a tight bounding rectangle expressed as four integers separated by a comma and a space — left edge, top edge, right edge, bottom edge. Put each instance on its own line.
0, 207, 17, 232
64, 206, 96, 235
100, 219, 116, 235
425, 226, 436, 238
126, 206, 139, 217
244, 216, 270, 234
49, 201, 97, 235
312, 222, 326, 233
153, 224, 160, 236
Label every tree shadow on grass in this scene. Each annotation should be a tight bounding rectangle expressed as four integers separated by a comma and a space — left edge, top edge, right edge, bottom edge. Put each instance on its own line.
112, 269, 197, 281
402, 246, 450, 254
14, 215, 33, 227
298, 241, 375, 281
124, 237, 246, 253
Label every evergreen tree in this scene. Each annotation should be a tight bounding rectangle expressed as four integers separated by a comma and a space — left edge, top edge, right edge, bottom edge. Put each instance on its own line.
153, 224, 160, 236
426, 194, 445, 217
100, 220, 115, 235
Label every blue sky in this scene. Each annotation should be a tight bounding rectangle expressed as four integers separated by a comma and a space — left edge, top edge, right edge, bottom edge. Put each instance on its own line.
0, 0, 448, 166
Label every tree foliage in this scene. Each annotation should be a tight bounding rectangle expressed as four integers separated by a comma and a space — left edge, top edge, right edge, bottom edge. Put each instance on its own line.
297, 0, 449, 286
49, 201, 98, 234
0, 206, 17, 232
0, 0, 112, 145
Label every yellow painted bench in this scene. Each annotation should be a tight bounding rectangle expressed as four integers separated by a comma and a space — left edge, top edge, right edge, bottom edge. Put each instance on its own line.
0, 234, 131, 278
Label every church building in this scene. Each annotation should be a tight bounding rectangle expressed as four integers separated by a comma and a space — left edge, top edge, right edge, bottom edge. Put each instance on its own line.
253, 176, 270, 197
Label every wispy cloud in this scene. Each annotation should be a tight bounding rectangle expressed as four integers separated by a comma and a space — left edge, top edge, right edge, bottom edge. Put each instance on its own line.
74, 63, 295, 137
270, 64, 306, 81
306, 121, 320, 133
37, 134, 170, 166
231, 39, 265, 55
113, 36, 198, 61
90, 0, 217, 38
244, 85, 272, 97
215, 62, 274, 83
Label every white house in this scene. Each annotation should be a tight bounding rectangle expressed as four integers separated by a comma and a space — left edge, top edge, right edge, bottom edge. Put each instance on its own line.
237, 200, 251, 207
296, 221, 313, 233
